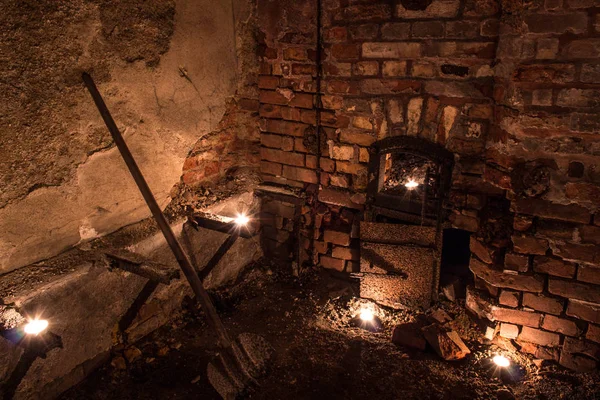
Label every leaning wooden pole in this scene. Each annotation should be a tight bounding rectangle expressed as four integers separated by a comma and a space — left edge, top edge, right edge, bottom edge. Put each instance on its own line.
82, 72, 232, 349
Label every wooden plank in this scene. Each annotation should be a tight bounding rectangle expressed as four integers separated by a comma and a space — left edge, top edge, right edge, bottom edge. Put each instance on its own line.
105, 249, 179, 284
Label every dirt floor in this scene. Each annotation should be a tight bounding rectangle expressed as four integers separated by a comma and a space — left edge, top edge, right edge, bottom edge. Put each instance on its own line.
60, 266, 600, 400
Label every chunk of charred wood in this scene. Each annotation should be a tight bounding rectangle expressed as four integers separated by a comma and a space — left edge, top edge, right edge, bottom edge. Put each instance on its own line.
105, 249, 180, 284
189, 212, 256, 239
421, 324, 470, 361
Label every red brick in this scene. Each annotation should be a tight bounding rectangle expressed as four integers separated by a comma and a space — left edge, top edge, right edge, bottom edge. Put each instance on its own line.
260, 148, 304, 166
562, 337, 600, 368
339, 130, 377, 147
587, 324, 600, 343
320, 158, 335, 173
563, 38, 600, 59
330, 44, 359, 61
352, 61, 379, 76
511, 199, 590, 224
549, 278, 600, 303
580, 225, 600, 245
323, 27, 347, 43
259, 104, 282, 118
282, 165, 317, 183
566, 182, 600, 202
446, 20, 480, 39
513, 215, 533, 232
499, 290, 520, 308
291, 64, 316, 76
349, 24, 379, 40
567, 299, 600, 324
339, 4, 392, 22
470, 237, 494, 264
542, 315, 579, 336
524, 13, 588, 34
332, 246, 359, 261
261, 133, 283, 149
265, 120, 310, 137
324, 230, 351, 246
380, 23, 410, 40
533, 256, 576, 278
259, 90, 289, 106
578, 265, 600, 285
554, 243, 600, 265
320, 255, 346, 272
492, 307, 542, 328
260, 161, 282, 176
470, 258, 544, 292
258, 76, 279, 89
412, 21, 444, 38
557, 89, 600, 108
499, 323, 519, 339
523, 293, 564, 315
335, 161, 367, 175
518, 326, 561, 347
512, 236, 549, 255
283, 47, 307, 61
505, 253, 529, 272
362, 42, 422, 59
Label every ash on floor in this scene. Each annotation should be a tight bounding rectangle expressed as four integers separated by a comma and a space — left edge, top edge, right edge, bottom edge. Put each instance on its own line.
60, 266, 600, 400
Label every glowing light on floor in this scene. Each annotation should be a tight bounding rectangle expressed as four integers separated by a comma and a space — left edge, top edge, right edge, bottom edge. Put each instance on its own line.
405, 180, 419, 189
234, 214, 250, 226
24, 319, 48, 335
493, 355, 510, 368
359, 308, 374, 322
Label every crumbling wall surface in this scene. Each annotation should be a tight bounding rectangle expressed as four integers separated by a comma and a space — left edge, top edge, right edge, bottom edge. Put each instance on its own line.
255, 0, 600, 371
0, 0, 245, 273
468, 0, 600, 371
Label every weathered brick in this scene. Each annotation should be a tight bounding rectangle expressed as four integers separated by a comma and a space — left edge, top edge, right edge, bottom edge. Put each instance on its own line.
339, 130, 376, 147
512, 236, 549, 255
567, 299, 600, 324
320, 255, 346, 272
353, 61, 379, 76
283, 47, 307, 61
382, 61, 408, 77
332, 246, 359, 261
412, 21, 444, 38
557, 89, 600, 108
446, 20, 480, 39
360, 79, 421, 95
554, 243, 600, 265
511, 199, 590, 224
523, 293, 564, 315
563, 39, 600, 58
470, 258, 545, 292
499, 290, 520, 308
362, 42, 422, 59
336, 161, 368, 175
518, 326, 561, 346
562, 337, 600, 371
258, 75, 279, 89
580, 225, 600, 245
330, 44, 359, 61
323, 26, 347, 43
505, 253, 529, 272
265, 119, 311, 137
542, 315, 579, 336
549, 278, 600, 303
349, 24, 379, 40
578, 264, 600, 285
580, 64, 600, 83
533, 256, 576, 278
396, 0, 460, 18
261, 133, 284, 149
260, 148, 304, 166
531, 89, 553, 107
470, 237, 494, 264
282, 165, 317, 183
324, 230, 351, 246
524, 13, 588, 34
260, 161, 282, 176
449, 212, 478, 232
380, 23, 410, 40
499, 323, 519, 339
587, 324, 600, 343
492, 307, 542, 328
513, 64, 576, 83
340, 4, 392, 22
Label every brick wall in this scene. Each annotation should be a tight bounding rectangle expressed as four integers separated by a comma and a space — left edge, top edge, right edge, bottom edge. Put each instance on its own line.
256, 0, 600, 370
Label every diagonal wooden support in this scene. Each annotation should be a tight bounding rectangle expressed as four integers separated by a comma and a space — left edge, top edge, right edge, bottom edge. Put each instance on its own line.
189, 212, 256, 239
105, 249, 180, 284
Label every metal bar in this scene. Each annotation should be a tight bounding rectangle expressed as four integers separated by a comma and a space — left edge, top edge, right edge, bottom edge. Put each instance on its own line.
82, 72, 232, 349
